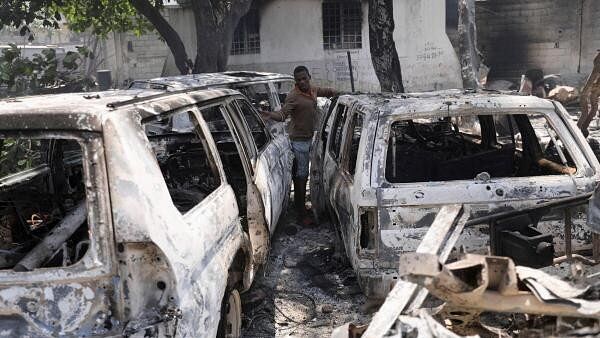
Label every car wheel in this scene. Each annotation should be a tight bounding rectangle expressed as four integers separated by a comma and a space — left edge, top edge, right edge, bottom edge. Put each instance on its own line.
217, 288, 242, 338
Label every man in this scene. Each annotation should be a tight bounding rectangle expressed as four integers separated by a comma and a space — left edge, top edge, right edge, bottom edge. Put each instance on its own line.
577, 51, 600, 137
261, 66, 337, 226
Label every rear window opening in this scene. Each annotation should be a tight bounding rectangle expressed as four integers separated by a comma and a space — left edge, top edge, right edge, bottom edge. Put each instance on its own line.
236, 83, 274, 111
201, 106, 250, 218
274, 80, 294, 103
144, 111, 222, 213
385, 113, 577, 183
0, 137, 89, 271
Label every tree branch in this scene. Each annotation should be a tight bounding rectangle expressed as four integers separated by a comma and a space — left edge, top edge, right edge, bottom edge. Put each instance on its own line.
129, 0, 192, 74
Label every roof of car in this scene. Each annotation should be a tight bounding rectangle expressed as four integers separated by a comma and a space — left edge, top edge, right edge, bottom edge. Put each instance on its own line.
338, 89, 558, 118
0, 87, 241, 132
129, 71, 294, 91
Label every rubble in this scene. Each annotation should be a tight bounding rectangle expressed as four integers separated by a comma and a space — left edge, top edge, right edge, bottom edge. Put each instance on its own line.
548, 85, 579, 104
333, 192, 600, 337
241, 213, 371, 337
399, 253, 600, 318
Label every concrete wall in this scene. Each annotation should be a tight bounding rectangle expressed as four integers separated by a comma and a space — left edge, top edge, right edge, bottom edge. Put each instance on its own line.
476, 0, 600, 86
101, 31, 169, 87
220, 0, 381, 92
104, 0, 464, 92
394, 0, 463, 91
0, 24, 85, 46
225, 0, 462, 92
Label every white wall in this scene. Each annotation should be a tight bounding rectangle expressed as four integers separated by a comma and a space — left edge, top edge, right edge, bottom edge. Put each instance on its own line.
102, 31, 169, 87
116, 0, 463, 92
394, 0, 463, 91
227, 0, 462, 92
228, 0, 380, 92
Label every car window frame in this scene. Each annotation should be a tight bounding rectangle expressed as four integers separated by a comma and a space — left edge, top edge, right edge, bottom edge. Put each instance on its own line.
231, 97, 273, 154
0, 131, 112, 282
341, 110, 366, 179
197, 100, 256, 179
378, 110, 588, 186
142, 106, 228, 214
328, 103, 349, 163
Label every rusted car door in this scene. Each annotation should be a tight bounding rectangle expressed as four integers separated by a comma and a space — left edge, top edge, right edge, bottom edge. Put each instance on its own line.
333, 109, 367, 252
310, 97, 338, 221
228, 98, 291, 233
321, 102, 352, 240
128, 106, 248, 336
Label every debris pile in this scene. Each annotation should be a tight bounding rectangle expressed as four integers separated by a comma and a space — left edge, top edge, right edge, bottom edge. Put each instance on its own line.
242, 218, 372, 337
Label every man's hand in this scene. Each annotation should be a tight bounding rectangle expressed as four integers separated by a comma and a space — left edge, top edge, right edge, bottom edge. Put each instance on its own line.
259, 110, 272, 121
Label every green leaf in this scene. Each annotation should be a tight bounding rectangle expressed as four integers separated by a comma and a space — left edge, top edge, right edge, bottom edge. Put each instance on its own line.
62, 51, 80, 70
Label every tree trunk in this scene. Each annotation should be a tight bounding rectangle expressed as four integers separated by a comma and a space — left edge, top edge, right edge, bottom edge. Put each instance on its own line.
368, 0, 404, 93
458, 0, 480, 89
190, 0, 253, 73
130, 0, 192, 75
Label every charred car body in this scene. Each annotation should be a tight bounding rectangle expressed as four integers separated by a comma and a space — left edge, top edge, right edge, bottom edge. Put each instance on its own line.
311, 90, 600, 299
0, 87, 292, 336
129, 71, 294, 113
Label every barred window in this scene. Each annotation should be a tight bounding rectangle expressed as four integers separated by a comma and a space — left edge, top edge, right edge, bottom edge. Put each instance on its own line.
322, 1, 362, 50
231, 8, 260, 55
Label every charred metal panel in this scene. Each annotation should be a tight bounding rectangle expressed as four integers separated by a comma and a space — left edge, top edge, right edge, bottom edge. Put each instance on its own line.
103, 111, 250, 336
0, 132, 118, 336
399, 253, 600, 318
0, 280, 116, 336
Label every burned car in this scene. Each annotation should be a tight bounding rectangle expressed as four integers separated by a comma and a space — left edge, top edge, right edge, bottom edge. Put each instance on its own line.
311, 90, 600, 300
0, 87, 292, 337
129, 71, 294, 113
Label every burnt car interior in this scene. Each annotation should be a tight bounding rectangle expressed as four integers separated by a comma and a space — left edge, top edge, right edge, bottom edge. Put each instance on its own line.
236, 83, 273, 111
0, 137, 89, 271
275, 81, 294, 103
200, 105, 250, 216
385, 113, 577, 183
145, 111, 222, 213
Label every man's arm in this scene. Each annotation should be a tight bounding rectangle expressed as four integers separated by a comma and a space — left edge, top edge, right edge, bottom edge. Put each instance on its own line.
261, 94, 296, 121
261, 110, 286, 121
316, 87, 339, 98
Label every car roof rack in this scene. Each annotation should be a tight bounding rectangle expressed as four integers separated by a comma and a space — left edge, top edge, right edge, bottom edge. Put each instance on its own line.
106, 87, 233, 109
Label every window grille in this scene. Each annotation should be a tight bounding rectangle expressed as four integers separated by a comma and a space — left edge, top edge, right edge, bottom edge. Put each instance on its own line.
322, 1, 362, 50
231, 8, 261, 55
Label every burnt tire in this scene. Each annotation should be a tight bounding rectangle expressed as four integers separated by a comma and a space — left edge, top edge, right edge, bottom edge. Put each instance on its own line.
217, 288, 242, 338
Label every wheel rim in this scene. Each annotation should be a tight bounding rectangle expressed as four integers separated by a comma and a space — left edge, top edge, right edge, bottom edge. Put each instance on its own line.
224, 289, 242, 338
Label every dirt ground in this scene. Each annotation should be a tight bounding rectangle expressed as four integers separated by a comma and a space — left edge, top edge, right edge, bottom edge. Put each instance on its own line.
240, 204, 372, 337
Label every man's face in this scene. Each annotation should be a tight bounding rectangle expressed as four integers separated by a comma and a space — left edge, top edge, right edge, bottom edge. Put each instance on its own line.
294, 70, 310, 92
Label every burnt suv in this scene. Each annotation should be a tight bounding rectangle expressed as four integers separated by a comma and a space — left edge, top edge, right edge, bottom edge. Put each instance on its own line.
129, 71, 294, 112
0, 87, 292, 336
311, 90, 600, 299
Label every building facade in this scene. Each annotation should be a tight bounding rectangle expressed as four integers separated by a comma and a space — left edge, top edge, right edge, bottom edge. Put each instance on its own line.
103, 0, 463, 92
